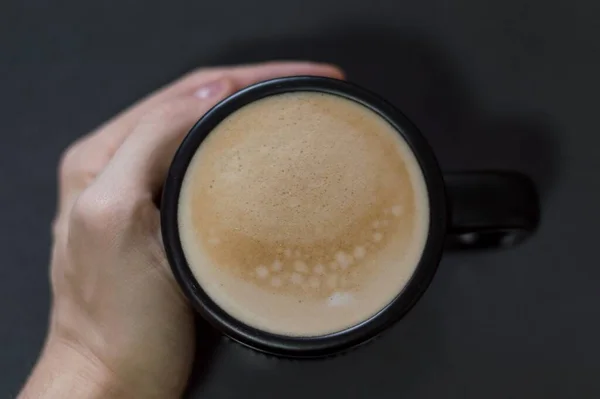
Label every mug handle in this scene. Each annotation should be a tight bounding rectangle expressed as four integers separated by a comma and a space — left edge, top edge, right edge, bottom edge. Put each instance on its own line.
444, 171, 539, 249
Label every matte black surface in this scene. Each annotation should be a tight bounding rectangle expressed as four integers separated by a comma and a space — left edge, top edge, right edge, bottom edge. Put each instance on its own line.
445, 171, 539, 249
1, 0, 599, 398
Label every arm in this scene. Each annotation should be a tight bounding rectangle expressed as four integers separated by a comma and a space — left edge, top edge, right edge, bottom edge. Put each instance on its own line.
19, 339, 127, 399
18, 61, 344, 399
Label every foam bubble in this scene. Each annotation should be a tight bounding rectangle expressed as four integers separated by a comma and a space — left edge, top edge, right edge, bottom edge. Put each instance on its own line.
353, 246, 366, 259
313, 264, 325, 274
255, 265, 269, 279
372, 220, 381, 228
271, 260, 283, 272
284, 249, 292, 258
335, 251, 353, 269
290, 273, 304, 285
328, 292, 354, 307
392, 205, 404, 217
373, 232, 383, 242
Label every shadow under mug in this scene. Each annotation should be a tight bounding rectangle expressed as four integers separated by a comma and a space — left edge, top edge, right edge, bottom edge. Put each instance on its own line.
161, 76, 539, 358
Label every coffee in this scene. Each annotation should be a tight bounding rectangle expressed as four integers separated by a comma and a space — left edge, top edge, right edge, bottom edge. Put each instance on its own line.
178, 92, 429, 337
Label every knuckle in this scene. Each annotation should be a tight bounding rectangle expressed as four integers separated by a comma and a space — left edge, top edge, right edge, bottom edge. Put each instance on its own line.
51, 215, 67, 240
70, 190, 125, 233
58, 138, 100, 186
70, 190, 111, 231
58, 143, 79, 179
58, 160, 97, 197
69, 189, 151, 236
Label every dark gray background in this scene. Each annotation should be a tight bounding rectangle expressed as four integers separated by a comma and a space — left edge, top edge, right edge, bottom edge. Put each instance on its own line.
1, 0, 599, 398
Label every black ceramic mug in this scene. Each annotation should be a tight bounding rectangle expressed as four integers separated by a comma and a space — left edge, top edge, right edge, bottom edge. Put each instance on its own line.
161, 76, 539, 358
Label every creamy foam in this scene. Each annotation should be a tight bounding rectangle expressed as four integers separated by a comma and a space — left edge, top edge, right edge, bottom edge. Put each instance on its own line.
178, 92, 429, 336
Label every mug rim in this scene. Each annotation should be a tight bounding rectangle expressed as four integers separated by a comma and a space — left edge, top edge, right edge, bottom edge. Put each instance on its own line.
161, 76, 447, 358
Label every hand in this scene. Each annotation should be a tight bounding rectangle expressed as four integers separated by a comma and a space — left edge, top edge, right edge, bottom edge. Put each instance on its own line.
19, 62, 344, 399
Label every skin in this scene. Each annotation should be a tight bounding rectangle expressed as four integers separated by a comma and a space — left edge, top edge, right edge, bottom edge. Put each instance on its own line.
18, 61, 345, 399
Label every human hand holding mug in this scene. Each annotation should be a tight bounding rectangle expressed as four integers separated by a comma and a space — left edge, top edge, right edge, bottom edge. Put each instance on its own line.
19, 62, 345, 399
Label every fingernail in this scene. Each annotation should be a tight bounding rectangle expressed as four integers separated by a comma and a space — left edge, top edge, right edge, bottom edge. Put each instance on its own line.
193, 79, 226, 99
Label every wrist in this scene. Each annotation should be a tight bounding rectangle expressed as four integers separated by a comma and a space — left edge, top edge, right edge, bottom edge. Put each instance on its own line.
19, 336, 130, 399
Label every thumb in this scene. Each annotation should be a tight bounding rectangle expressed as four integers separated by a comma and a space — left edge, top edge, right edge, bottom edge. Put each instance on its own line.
96, 78, 235, 198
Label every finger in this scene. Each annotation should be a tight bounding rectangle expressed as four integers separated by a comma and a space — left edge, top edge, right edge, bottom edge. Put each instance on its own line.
62, 62, 344, 206
93, 78, 236, 201
94, 62, 344, 146
176, 61, 345, 96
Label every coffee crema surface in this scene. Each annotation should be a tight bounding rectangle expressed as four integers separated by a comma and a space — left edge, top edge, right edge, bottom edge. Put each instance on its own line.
178, 92, 429, 336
